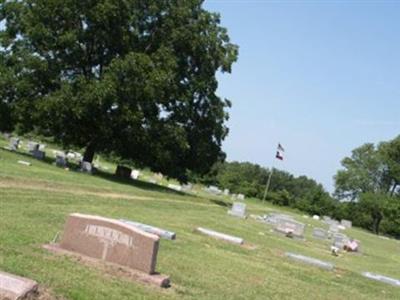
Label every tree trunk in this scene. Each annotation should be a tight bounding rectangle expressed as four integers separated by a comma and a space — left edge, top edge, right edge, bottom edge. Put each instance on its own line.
372, 214, 383, 234
83, 142, 96, 163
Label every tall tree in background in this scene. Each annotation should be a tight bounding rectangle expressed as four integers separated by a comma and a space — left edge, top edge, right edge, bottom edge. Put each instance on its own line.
0, 0, 238, 180
334, 136, 400, 234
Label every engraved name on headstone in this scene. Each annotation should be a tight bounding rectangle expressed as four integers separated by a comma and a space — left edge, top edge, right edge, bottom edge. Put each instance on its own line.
59, 213, 160, 274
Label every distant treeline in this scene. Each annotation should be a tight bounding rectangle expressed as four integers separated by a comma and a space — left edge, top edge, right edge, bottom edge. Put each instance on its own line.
192, 135, 400, 239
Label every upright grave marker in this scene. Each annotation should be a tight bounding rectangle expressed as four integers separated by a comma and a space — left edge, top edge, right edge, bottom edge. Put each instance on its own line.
332, 233, 349, 249
228, 202, 246, 218
55, 152, 67, 168
26, 141, 39, 152
0, 271, 38, 300
312, 228, 327, 240
45, 213, 169, 287
275, 219, 305, 238
131, 169, 140, 180
9, 137, 20, 151
341, 219, 352, 229
81, 161, 93, 174
115, 165, 132, 179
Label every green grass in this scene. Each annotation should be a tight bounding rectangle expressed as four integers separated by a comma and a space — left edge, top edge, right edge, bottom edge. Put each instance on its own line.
1, 138, 400, 299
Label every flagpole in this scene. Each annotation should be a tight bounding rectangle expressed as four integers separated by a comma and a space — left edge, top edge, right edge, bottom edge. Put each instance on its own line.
262, 166, 274, 203
262, 143, 284, 203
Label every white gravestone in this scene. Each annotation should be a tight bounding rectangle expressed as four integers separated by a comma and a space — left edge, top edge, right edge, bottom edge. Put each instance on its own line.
81, 161, 93, 174
121, 220, 176, 240
196, 227, 243, 245
131, 169, 140, 180
237, 194, 245, 201
0, 271, 38, 300
9, 138, 20, 151
362, 272, 400, 287
228, 202, 246, 218
168, 184, 182, 192
285, 252, 334, 270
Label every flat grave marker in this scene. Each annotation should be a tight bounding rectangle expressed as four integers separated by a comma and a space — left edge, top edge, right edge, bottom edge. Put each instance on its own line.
285, 252, 334, 270
362, 272, 400, 287
0, 271, 38, 300
196, 227, 244, 245
168, 184, 182, 192
17, 160, 31, 166
121, 219, 176, 240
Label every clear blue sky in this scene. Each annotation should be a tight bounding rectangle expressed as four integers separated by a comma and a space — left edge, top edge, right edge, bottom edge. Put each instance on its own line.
205, 0, 400, 193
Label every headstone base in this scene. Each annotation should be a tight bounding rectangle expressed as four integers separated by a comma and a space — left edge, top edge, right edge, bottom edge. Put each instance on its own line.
0, 270, 38, 300
43, 244, 170, 288
227, 211, 246, 219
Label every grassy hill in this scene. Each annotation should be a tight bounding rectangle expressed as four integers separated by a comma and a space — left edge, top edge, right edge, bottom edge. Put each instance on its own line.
1, 136, 400, 299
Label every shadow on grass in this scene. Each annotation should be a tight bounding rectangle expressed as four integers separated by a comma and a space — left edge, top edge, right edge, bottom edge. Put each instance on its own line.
209, 199, 230, 207
95, 170, 188, 196
3, 147, 203, 199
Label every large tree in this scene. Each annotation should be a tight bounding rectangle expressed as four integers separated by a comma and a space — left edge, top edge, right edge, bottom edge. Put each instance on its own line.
0, 0, 238, 180
334, 136, 400, 233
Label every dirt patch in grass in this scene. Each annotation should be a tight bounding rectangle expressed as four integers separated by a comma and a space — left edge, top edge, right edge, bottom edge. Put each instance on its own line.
25, 286, 66, 300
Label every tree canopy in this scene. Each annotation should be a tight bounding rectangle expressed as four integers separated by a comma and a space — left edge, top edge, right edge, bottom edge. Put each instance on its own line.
0, 0, 238, 180
334, 136, 400, 234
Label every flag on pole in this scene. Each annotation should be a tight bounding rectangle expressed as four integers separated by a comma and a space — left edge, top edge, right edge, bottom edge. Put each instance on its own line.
276, 143, 284, 160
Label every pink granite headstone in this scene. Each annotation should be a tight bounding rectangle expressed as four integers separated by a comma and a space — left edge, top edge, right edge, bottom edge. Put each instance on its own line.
0, 271, 38, 300
59, 213, 160, 274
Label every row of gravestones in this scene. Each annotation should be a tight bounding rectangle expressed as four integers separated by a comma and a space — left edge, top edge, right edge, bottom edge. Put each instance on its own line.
7, 138, 46, 160
256, 212, 360, 252
7, 138, 245, 199
1, 211, 397, 299
6, 137, 133, 176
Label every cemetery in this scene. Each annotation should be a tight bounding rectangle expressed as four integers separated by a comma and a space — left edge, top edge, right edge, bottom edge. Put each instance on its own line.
0, 136, 400, 299
0, 2, 400, 299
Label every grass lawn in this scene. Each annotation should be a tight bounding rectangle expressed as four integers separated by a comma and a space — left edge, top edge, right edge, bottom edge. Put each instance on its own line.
1, 137, 400, 299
